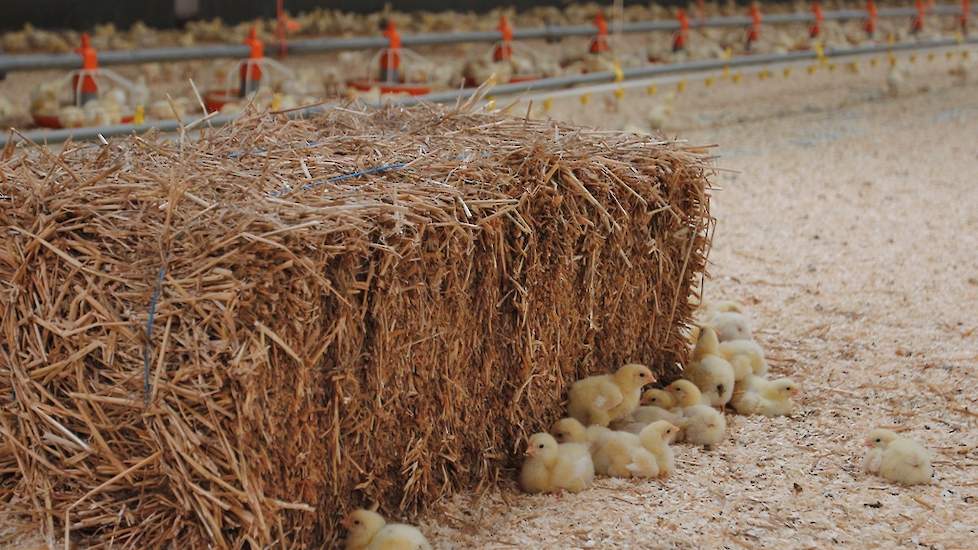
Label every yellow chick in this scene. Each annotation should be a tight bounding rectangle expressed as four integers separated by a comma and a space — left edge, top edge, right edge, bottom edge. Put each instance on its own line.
520, 433, 594, 493
568, 363, 655, 426
886, 65, 907, 97
686, 328, 735, 407
697, 299, 745, 319
591, 430, 659, 479
667, 380, 726, 448
638, 420, 680, 477
368, 525, 433, 550
717, 339, 768, 380
863, 429, 933, 485
706, 311, 753, 342
633, 389, 685, 424
646, 102, 673, 129
58, 106, 86, 128
640, 389, 676, 409
730, 375, 799, 417
612, 420, 652, 436
550, 417, 613, 452
342, 508, 432, 550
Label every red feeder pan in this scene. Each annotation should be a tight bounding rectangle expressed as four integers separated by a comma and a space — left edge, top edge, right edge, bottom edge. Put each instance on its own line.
346, 79, 431, 96
32, 113, 63, 129
203, 90, 240, 113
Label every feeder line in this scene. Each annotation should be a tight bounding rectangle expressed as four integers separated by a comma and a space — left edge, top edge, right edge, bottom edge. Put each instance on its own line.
0, 4, 974, 73
1, 36, 974, 147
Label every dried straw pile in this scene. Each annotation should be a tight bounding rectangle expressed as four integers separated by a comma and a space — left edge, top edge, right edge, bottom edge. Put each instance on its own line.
0, 104, 712, 547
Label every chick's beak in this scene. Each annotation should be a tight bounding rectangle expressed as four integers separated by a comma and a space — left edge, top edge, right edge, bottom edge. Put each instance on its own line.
340, 516, 351, 529
863, 439, 874, 448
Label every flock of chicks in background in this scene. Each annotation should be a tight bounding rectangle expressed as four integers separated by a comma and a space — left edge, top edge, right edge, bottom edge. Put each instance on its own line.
1, 0, 971, 129
341, 299, 934, 548
23, 68, 326, 128
1, 1, 933, 54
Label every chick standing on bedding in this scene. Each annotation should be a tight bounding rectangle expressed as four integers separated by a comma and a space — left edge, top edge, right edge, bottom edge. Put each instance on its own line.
568, 363, 655, 426
694, 298, 752, 344
697, 300, 745, 319
706, 311, 753, 342
718, 339, 769, 379
638, 420, 680, 477
862, 429, 933, 485
730, 375, 800, 417
520, 432, 595, 493
342, 509, 432, 550
685, 328, 736, 407
667, 380, 726, 448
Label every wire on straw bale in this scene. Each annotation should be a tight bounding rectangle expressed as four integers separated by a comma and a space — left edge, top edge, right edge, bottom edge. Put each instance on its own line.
0, 103, 713, 547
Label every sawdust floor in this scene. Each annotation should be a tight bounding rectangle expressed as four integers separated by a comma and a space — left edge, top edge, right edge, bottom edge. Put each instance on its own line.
420, 53, 978, 549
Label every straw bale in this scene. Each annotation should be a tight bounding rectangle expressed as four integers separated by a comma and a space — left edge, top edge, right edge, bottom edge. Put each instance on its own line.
0, 104, 712, 547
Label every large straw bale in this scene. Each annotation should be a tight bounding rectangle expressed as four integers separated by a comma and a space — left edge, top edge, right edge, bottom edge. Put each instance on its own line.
0, 104, 712, 547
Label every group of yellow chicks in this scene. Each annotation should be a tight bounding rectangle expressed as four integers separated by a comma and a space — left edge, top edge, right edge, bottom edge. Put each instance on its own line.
519, 299, 934, 495
341, 299, 933, 548
517, 300, 798, 493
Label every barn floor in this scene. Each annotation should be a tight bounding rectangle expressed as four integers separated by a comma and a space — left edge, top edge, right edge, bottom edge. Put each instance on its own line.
419, 54, 978, 548
3, 48, 977, 549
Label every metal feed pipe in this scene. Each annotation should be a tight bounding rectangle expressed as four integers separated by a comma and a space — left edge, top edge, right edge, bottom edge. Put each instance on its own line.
2, 35, 974, 147
1, 4, 974, 73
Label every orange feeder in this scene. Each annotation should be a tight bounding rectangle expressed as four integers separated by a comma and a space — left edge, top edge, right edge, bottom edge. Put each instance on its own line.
379, 22, 402, 82
493, 15, 514, 62
864, 0, 878, 37
275, 0, 300, 58
911, 0, 926, 34
962, 0, 971, 34
347, 21, 433, 96
746, 3, 762, 51
240, 27, 264, 95
673, 9, 690, 52
589, 12, 611, 54
32, 33, 138, 128
203, 27, 295, 113
72, 33, 99, 105
809, 3, 824, 39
